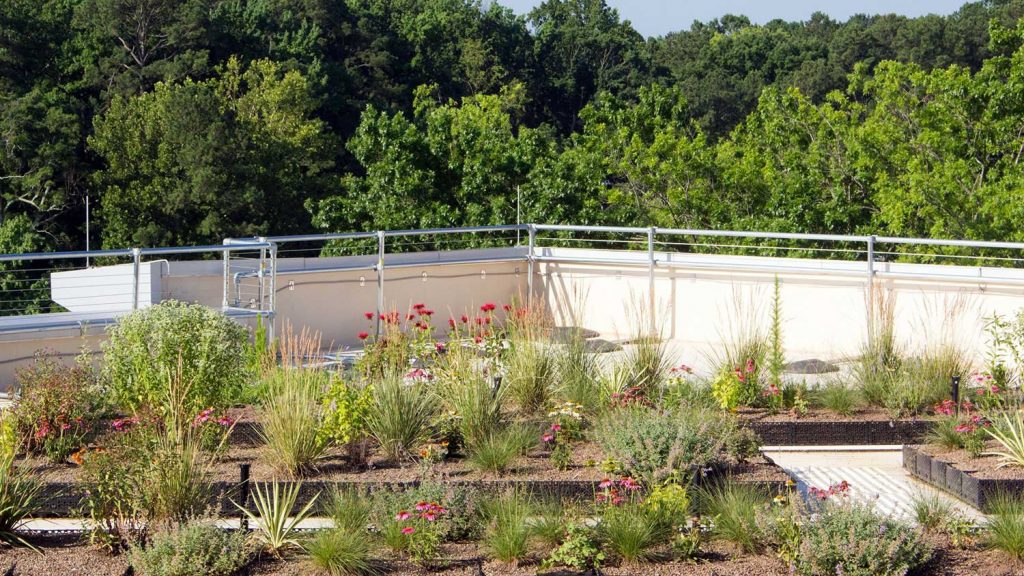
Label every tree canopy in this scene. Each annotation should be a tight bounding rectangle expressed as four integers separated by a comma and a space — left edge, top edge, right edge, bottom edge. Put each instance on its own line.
2, 0, 1024, 252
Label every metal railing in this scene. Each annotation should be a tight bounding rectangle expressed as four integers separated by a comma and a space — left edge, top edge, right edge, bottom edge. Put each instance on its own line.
3, 224, 1024, 345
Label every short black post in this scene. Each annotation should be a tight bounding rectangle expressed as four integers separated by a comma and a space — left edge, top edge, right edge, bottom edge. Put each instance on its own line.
239, 463, 251, 531
951, 375, 961, 410
491, 375, 503, 399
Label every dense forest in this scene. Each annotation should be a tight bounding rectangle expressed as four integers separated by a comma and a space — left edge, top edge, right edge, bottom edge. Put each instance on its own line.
2, 0, 1024, 253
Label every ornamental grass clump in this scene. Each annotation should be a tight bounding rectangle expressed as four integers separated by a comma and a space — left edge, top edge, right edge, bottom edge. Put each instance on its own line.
695, 481, 766, 554
986, 492, 1024, 560
306, 528, 380, 576
481, 490, 534, 564
259, 366, 331, 477
365, 375, 435, 462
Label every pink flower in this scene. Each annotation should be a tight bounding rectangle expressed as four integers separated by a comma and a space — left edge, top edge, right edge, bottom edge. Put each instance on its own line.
550, 423, 562, 432
619, 477, 640, 491
401, 527, 415, 535
542, 434, 554, 443
396, 510, 411, 521
422, 512, 437, 521
415, 501, 429, 512
745, 358, 755, 373
955, 424, 976, 433
599, 478, 613, 489
358, 331, 369, 340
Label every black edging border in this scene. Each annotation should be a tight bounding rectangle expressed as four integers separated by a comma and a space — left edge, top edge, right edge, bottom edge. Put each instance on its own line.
745, 419, 933, 446
902, 444, 1024, 509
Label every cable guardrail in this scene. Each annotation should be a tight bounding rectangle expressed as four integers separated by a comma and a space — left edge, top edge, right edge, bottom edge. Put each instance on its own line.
2, 225, 1024, 343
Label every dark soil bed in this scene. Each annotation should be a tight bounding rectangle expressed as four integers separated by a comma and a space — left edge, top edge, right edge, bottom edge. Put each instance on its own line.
17, 407, 791, 516
1, 533, 1017, 576
739, 408, 934, 445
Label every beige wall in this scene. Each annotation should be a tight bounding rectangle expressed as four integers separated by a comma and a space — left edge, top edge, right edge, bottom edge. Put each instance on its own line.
5, 246, 1024, 390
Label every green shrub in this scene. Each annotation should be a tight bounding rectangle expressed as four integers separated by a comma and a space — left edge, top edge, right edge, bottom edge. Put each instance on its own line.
319, 378, 373, 464
12, 350, 106, 463
467, 424, 534, 474
0, 450, 43, 549
259, 367, 330, 477
129, 523, 250, 576
795, 500, 930, 576
306, 528, 379, 576
599, 503, 670, 563
103, 301, 248, 416
696, 482, 766, 554
986, 493, 1024, 559
542, 523, 604, 571
593, 406, 755, 485
365, 376, 435, 462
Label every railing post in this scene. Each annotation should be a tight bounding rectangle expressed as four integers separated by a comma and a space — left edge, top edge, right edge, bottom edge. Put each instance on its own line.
131, 247, 141, 310
648, 227, 656, 334
266, 240, 277, 348
866, 234, 876, 344
222, 240, 231, 309
527, 224, 536, 305
376, 230, 385, 337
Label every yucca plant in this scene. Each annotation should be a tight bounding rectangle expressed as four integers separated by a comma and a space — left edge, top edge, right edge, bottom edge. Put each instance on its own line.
0, 450, 43, 549
985, 411, 1024, 468
235, 481, 318, 557
259, 367, 330, 477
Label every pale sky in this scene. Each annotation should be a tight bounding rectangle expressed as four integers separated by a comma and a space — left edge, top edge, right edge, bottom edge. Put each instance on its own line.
496, 0, 969, 37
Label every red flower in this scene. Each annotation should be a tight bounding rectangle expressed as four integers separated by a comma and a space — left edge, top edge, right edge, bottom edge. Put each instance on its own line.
364, 312, 374, 320
480, 303, 496, 312
502, 304, 512, 312
358, 331, 369, 340
412, 303, 425, 310
448, 318, 456, 328
401, 526, 415, 535
460, 314, 469, 323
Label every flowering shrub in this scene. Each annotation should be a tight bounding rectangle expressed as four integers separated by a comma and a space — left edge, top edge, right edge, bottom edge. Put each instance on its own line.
968, 371, 1005, 410
542, 423, 572, 471
610, 385, 649, 409
807, 480, 850, 502
710, 358, 758, 411
594, 405, 756, 485
546, 401, 584, 440
928, 399, 990, 457
12, 351, 105, 463
794, 499, 930, 576
388, 501, 448, 566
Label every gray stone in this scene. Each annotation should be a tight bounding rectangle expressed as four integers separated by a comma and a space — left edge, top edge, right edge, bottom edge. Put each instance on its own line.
583, 339, 623, 353
783, 358, 840, 374
550, 326, 601, 341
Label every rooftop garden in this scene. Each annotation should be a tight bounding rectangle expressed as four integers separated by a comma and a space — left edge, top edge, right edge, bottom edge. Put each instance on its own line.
2, 289, 1024, 575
